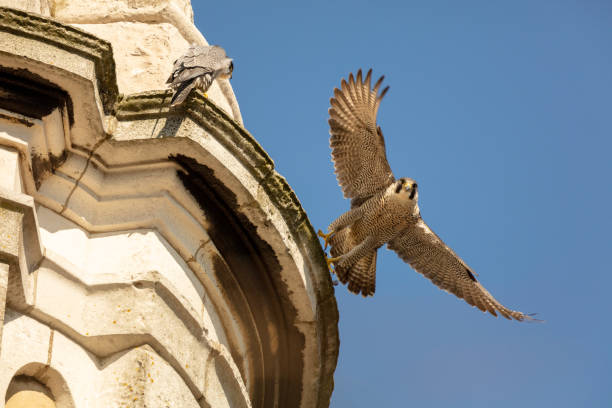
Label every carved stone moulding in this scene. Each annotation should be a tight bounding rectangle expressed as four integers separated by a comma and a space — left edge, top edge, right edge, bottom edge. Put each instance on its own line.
0, 7, 338, 408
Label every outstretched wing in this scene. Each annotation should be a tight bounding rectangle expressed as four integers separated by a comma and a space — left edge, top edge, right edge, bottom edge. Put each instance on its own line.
328, 69, 395, 206
388, 218, 534, 321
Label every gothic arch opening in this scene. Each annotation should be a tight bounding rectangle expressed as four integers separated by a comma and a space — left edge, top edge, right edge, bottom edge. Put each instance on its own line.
4, 364, 74, 408
5, 375, 55, 408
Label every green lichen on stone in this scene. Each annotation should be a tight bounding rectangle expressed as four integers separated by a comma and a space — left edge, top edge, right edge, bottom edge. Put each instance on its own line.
188, 93, 274, 171
261, 172, 307, 229
0, 7, 118, 114
114, 90, 173, 116
292, 218, 339, 408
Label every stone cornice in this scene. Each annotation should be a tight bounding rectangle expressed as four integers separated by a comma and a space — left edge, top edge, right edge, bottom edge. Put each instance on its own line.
117, 91, 273, 179
116, 91, 313, 232
0, 6, 118, 114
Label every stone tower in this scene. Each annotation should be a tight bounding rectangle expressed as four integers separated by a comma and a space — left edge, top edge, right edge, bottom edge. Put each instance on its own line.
0, 2, 338, 407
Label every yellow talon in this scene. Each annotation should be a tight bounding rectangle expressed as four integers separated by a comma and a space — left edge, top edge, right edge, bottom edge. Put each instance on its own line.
325, 256, 340, 272
317, 229, 334, 249
203, 93, 209, 98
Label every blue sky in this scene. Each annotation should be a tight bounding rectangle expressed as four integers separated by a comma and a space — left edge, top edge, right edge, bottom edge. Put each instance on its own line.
193, 2, 612, 406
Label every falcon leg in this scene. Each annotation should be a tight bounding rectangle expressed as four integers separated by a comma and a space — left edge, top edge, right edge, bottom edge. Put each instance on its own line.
325, 255, 341, 273
317, 229, 335, 249
336, 236, 378, 269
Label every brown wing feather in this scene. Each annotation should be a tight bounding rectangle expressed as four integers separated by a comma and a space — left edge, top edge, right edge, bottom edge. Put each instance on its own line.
388, 218, 534, 321
328, 69, 394, 203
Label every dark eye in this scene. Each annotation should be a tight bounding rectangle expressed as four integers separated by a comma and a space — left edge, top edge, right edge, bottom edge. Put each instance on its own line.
395, 182, 403, 194
229, 61, 234, 72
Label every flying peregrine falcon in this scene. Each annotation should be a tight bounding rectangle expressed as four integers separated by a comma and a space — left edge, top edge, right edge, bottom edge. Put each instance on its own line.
318, 69, 535, 321
166, 44, 234, 106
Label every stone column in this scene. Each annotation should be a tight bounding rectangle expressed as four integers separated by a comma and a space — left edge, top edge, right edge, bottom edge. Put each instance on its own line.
0, 201, 23, 353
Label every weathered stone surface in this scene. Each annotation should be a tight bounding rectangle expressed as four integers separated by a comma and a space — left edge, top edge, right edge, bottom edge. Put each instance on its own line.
72, 22, 189, 94
0, 309, 52, 396
38, 207, 207, 323
0, 4, 338, 407
47, 330, 96, 407
50, 0, 193, 22
0, 203, 22, 261
0, 0, 50, 15
97, 345, 201, 408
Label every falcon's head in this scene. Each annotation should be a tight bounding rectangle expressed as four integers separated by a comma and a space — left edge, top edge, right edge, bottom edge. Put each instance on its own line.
395, 178, 418, 201
217, 58, 234, 80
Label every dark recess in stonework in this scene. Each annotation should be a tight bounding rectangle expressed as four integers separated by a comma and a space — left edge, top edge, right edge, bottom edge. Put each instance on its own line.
0, 67, 74, 126
171, 154, 306, 408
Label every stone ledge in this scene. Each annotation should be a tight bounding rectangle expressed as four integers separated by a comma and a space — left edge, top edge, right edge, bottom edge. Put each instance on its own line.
115, 91, 315, 234
117, 91, 272, 179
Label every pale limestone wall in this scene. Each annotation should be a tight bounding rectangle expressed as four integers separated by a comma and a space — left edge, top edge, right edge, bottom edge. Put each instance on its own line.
0, 0, 49, 15
0, 91, 250, 408
0, 5, 338, 408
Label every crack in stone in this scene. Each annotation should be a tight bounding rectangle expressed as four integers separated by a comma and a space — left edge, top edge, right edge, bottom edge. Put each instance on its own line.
46, 329, 54, 365
185, 238, 211, 264
58, 137, 108, 215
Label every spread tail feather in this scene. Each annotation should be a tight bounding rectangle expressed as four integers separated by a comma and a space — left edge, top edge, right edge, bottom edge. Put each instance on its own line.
346, 251, 377, 297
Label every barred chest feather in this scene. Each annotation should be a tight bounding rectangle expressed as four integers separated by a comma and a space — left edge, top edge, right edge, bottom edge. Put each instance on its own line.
352, 189, 418, 244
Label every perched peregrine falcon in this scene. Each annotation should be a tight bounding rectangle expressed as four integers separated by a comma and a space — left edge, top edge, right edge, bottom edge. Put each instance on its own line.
166, 44, 234, 106
319, 69, 535, 321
